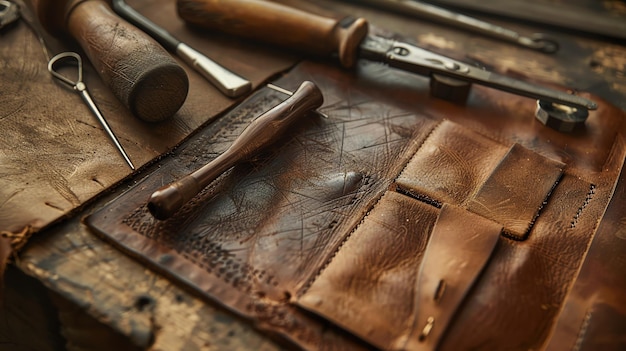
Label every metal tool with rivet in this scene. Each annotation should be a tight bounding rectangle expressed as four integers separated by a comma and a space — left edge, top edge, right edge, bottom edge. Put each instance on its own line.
48, 52, 135, 170
111, 0, 251, 98
177, 0, 597, 132
148, 81, 323, 220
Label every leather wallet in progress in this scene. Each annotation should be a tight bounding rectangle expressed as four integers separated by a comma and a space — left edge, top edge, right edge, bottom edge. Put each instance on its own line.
87, 59, 626, 350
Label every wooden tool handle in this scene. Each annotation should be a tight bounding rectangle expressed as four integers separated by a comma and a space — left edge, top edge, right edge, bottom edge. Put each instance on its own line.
35, 0, 189, 122
148, 80, 324, 220
177, 0, 368, 68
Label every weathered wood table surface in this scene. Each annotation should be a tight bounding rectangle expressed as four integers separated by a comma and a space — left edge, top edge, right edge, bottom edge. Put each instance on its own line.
1, 0, 625, 350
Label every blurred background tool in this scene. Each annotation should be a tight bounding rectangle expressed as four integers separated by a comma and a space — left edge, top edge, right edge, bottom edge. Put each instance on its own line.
48, 52, 135, 170
32, 0, 189, 122
342, 0, 559, 53
177, 0, 596, 129
0, 0, 19, 31
111, 0, 251, 98
148, 80, 323, 220
425, 0, 626, 41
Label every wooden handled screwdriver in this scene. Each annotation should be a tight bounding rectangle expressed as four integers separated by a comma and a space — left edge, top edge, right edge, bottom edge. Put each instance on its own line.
33, 0, 189, 122
148, 81, 323, 220
177, 0, 368, 68
177, 0, 597, 113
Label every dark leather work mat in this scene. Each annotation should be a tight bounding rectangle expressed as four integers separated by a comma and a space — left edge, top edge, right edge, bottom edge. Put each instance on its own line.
87, 60, 626, 350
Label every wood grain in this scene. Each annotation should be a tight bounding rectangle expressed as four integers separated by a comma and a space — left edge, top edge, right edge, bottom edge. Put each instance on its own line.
177, 0, 368, 67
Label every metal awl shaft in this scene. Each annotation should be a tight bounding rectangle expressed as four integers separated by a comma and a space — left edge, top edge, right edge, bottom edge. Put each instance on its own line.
78, 86, 135, 170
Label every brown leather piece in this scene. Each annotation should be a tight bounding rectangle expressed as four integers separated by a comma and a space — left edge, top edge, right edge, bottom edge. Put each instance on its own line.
466, 143, 565, 239
0, 0, 296, 234
396, 119, 509, 206
87, 62, 438, 349
409, 204, 501, 351
437, 172, 610, 351
298, 198, 502, 351
544, 135, 626, 351
298, 191, 439, 350
85, 57, 626, 349
397, 121, 566, 240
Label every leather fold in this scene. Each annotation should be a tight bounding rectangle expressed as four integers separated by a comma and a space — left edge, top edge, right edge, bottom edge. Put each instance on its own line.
397, 120, 565, 240
298, 196, 502, 351
544, 135, 626, 351
297, 191, 439, 350
466, 143, 564, 239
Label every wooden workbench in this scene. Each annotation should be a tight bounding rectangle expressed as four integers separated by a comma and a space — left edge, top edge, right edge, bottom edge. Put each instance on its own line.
1, 1, 625, 350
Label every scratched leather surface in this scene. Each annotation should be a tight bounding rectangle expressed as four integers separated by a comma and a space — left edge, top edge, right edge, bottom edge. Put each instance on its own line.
0, 0, 296, 234
87, 58, 626, 350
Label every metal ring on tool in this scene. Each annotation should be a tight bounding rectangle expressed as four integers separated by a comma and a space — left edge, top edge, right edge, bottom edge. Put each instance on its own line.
48, 51, 83, 88
47, 51, 136, 170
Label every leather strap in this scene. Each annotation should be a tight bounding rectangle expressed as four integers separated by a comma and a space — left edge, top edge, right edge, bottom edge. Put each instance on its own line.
297, 191, 440, 350
402, 204, 502, 351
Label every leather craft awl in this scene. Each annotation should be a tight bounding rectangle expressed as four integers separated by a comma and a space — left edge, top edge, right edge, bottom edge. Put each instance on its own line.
177, 0, 597, 126
148, 81, 323, 220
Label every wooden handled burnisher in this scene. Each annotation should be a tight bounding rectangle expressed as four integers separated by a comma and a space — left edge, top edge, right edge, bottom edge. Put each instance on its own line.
33, 0, 189, 122
148, 80, 323, 220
